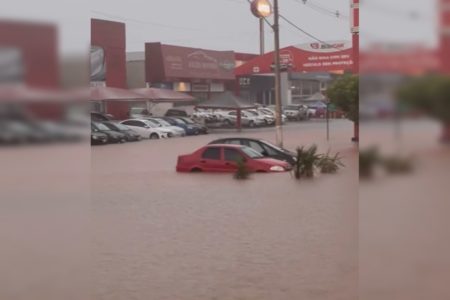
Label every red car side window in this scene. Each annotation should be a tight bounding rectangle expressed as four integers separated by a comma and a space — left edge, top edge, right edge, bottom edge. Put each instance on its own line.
202, 148, 221, 160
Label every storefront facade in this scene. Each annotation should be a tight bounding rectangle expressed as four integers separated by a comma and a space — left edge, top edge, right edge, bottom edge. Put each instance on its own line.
235, 41, 353, 106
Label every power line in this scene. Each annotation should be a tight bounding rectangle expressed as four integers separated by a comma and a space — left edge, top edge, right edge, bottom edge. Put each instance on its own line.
294, 0, 349, 20
279, 14, 346, 50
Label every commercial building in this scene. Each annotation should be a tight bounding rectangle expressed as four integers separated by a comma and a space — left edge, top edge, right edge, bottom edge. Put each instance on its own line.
235, 40, 354, 106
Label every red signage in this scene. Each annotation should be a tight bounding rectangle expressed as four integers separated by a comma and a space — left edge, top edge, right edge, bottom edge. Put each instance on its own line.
235, 40, 354, 76
146, 43, 236, 82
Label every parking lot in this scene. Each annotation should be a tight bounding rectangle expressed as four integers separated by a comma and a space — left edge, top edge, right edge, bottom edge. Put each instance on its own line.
91, 119, 358, 300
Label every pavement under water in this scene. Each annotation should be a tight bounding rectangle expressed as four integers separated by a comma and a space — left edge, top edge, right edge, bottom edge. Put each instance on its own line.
92, 120, 358, 300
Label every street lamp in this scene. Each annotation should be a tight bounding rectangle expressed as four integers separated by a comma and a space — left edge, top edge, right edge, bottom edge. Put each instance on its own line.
250, 0, 284, 147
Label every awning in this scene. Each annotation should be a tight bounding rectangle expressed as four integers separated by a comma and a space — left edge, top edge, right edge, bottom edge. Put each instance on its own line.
132, 88, 195, 102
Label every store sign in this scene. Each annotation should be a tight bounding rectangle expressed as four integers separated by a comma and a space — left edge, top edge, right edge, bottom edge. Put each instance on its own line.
154, 45, 236, 80
239, 77, 251, 86
235, 40, 354, 75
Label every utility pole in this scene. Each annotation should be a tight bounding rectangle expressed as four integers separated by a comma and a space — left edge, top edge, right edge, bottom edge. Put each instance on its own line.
259, 18, 265, 55
273, 0, 284, 147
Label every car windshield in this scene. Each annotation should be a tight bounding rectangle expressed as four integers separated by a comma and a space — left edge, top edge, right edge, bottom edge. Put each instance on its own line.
156, 119, 171, 126
286, 106, 299, 110
181, 118, 195, 124
260, 140, 285, 152
147, 119, 161, 126
247, 111, 258, 116
94, 122, 110, 131
115, 123, 130, 130
241, 146, 264, 159
175, 118, 187, 124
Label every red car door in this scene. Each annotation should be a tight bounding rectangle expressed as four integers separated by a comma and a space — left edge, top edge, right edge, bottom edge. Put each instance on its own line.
199, 147, 224, 172
222, 147, 248, 172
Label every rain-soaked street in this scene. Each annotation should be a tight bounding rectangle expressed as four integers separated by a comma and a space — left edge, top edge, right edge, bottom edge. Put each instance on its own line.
92, 119, 358, 300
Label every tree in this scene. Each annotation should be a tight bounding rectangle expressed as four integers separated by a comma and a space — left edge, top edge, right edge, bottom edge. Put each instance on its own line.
326, 75, 359, 141
397, 75, 450, 142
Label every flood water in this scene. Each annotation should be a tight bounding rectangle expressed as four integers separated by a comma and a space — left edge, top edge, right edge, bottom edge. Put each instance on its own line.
92, 120, 358, 300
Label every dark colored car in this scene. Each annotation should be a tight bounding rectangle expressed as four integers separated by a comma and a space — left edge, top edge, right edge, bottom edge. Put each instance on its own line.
101, 121, 142, 142
91, 130, 108, 145
91, 122, 127, 143
165, 108, 188, 117
91, 112, 114, 122
176, 117, 208, 134
162, 117, 199, 136
209, 137, 296, 165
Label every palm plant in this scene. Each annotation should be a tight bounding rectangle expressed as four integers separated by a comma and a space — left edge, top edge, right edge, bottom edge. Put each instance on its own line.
318, 151, 344, 174
292, 145, 322, 179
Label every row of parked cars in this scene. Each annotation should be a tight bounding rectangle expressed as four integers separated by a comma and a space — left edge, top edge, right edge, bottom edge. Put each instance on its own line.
91, 113, 208, 145
191, 102, 341, 127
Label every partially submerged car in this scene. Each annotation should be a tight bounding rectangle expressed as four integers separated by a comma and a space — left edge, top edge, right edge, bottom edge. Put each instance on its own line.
176, 144, 291, 173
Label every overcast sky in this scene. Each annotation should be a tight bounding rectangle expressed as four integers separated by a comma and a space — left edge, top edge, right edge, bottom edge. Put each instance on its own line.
2, 0, 437, 55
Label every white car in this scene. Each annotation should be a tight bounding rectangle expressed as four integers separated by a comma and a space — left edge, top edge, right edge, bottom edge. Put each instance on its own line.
146, 118, 186, 137
249, 109, 274, 125
120, 119, 169, 139
219, 111, 264, 127
258, 108, 287, 124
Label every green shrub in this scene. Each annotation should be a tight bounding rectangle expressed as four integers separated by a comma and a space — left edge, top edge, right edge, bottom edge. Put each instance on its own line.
318, 151, 345, 174
292, 145, 322, 179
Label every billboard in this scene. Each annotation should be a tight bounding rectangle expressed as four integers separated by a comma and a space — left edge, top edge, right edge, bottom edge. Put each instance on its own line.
235, 40, 354, 76
146, 43, 236, 82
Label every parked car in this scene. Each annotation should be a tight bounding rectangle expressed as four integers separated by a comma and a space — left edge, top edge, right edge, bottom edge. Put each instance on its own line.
91, 122, 127, 143
209, 137, 296, 165
305, 101, 327, 118
248, 109, 274, 125
176, 117, 209, 134
91, 130, 108, 145
101, 121, 142, 142
258, 108, 287, 124
91, 112, 114, 122
165, 108, 188, 117
146, 118, 186, 137
176, 144, 291, 173
162, 117, 200, 136
219, 110, 264, 127
119, 119, 170, 139
283, 105, 309, 121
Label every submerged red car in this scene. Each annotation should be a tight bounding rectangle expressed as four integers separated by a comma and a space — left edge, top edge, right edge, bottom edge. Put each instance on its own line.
176, 144, 291, 173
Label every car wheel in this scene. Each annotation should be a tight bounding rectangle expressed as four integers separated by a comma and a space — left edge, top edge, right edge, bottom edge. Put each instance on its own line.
225, 119, 232, 127
150, 133, 159, 139
191, 167, 202, 172
249, 121, 255, 128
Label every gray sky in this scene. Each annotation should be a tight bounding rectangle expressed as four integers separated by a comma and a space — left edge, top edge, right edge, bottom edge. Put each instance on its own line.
2, 0, 437, 55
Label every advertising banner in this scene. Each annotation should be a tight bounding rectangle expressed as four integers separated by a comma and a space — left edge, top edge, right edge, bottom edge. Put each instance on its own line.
235, 40, 354, 76
146, 43, 236, 82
